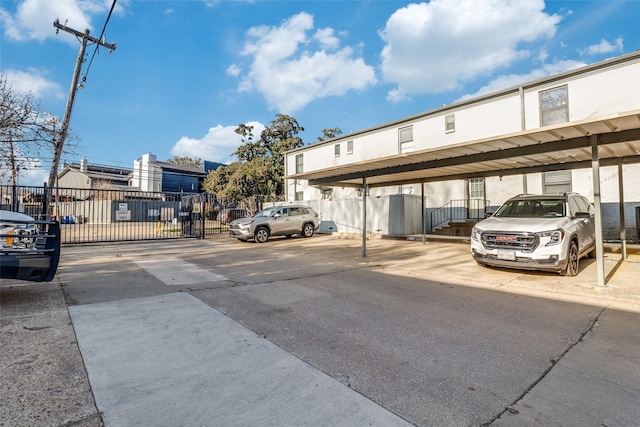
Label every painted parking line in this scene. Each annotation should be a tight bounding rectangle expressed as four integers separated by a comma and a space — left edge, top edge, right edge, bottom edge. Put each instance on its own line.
135, 257, 228, 285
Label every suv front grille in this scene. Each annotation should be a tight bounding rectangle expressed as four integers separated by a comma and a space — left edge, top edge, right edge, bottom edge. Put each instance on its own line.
481, 232, 539, 253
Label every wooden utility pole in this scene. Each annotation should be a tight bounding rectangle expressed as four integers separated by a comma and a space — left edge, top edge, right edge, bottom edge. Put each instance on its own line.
47, 19, 116, 188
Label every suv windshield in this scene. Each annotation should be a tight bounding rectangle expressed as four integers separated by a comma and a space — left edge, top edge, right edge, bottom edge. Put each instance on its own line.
254, 208, 277, 218
494, 199, 566, 218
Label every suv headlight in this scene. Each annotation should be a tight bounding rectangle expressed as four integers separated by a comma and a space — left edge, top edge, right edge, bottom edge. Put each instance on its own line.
537, 229, 564, 246
471, 227, 483, 242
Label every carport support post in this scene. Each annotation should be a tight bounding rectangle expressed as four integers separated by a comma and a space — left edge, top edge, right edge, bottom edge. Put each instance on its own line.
591, 135, 606, 286
618, 159, 627, 260
362, 177, 367, 257
421, 182, 426, 244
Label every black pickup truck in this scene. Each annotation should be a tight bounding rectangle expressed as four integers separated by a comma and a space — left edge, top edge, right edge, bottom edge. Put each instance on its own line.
0, 210, 60, 282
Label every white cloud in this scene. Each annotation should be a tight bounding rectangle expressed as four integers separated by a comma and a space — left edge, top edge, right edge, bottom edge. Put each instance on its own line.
4, 68, 64, 99
0, 0, 125, 43
226, 64, 242, 77
235, 12, 376, 113
456, 59, 586, 101
171, 121, 266, 164
313, 27, 340, 50
380, 0, 562, 102
581, 37, 624, 56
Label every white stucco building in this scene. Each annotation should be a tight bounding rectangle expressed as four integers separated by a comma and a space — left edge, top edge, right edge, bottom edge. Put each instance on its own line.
285, 51, 640, 241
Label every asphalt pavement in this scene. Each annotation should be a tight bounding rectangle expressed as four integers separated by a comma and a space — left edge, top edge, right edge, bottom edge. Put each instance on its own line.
2, 234, 639, 426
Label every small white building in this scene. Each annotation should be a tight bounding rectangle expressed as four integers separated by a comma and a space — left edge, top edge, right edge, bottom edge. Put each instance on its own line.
285, 51, 640, 241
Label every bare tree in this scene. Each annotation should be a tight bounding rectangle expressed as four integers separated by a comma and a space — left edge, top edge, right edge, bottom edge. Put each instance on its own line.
0, 75, 79, 185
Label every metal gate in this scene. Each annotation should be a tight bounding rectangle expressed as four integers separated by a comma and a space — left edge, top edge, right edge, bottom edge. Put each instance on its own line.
1, 185, 285, 244
180, 193, 205, 239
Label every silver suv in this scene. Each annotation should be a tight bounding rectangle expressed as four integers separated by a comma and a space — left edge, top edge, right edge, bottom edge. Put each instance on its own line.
229, 205, 320, 243
471, 193, 595, 276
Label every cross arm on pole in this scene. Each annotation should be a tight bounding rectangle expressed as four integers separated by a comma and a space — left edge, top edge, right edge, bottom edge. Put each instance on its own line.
53, 19, 117, 52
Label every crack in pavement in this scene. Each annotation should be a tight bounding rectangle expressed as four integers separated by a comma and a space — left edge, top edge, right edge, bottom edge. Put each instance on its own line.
482, 306, 608, 426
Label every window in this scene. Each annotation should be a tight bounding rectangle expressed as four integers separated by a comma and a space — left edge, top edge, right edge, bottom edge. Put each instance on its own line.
289, 207, 303, 216
574, 196, 593, 214
543, 170, 571, 194
347, 140, 353, 154
445, 114, 455, 133
468, 178, 485, 199
568, 197, 582, 217
540, 85, 569, 126
295, 154, 303, 174
322, 189, 332, 199
399, 126, 413, 153
334, 144, 340, 157
295, 191, 304, 201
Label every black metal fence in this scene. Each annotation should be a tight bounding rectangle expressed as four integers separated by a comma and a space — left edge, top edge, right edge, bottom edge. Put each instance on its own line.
1, 185, 282, 245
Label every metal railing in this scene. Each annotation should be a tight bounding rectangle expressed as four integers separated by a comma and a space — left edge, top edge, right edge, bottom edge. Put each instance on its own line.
430, 198, 490, 231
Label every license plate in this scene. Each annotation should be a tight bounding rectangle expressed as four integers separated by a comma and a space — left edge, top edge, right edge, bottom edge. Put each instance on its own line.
497, 250, 516, 261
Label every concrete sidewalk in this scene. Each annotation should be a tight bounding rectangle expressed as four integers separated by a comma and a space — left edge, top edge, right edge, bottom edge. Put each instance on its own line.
69, 292, 411, 427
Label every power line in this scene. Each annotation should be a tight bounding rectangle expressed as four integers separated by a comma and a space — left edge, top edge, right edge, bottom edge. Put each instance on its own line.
83, 0, 118, 85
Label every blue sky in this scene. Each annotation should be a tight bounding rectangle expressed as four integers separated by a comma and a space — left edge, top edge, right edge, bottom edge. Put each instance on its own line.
2, 0, 639, 185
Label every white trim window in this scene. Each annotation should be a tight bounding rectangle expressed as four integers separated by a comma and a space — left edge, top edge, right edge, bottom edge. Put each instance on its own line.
347, 140, 353, 155
543, 170, 571, 194
334, 144, 341, 157
445, 114, 455, 133
295, 154, 303, 174
399, 126, 413, 153
540, 85, 569, 126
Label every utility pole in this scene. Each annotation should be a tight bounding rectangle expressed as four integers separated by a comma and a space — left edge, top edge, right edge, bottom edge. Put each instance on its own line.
47, 19, 116, 188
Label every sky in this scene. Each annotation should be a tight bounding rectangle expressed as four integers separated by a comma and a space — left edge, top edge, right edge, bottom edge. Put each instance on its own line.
1, 0, 639, 185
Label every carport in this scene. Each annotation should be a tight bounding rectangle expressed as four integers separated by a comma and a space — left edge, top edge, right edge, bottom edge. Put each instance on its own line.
286, 110, 640, 286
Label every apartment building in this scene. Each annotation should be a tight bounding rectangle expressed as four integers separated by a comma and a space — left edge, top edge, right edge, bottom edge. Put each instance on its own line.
285, 51, 640, 240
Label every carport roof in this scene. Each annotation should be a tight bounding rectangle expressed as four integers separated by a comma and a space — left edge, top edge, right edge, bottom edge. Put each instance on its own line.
285, 110, 640, 188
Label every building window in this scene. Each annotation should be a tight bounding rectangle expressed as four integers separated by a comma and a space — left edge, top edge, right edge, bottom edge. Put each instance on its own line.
468, 177, 485, 199
399, 126, 413, 153
295, 154, 303, 174
540, 85, 569, 126
295, 191, 304, 201
321, 189, 332, 199
543, 170, 571, 194
445, 114, 455, 133
334, 144, 341, 157
347, 140, 353, 154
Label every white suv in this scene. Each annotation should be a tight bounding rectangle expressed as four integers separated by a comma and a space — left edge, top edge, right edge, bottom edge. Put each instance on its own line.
471, 193, 595, 276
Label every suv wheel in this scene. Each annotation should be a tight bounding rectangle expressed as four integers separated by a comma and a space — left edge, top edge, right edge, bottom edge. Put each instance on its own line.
563, 240, 579, 276
301, 223, 315, 238
254, 227, 269, 243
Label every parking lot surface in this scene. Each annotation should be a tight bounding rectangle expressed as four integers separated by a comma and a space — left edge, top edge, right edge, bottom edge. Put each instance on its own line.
2, 234, 639, 426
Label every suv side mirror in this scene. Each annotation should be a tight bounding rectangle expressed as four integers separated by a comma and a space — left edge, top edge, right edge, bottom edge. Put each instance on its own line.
274, 213, 281, 219
574, 211, 590, 218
